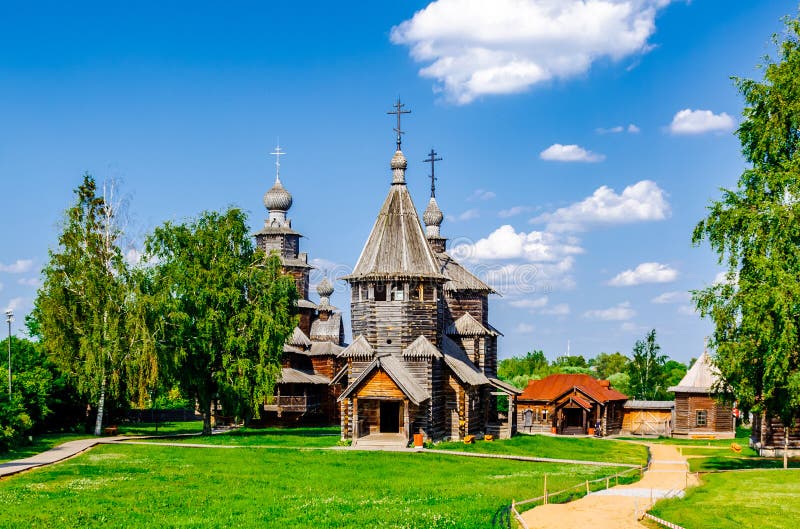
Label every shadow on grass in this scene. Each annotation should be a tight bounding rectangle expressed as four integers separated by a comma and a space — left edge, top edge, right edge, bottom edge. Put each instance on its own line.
691, 456, 800, 471
222, 426, 339, 438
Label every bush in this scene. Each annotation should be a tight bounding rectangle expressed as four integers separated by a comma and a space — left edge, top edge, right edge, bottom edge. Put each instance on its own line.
0, 392, 33, 451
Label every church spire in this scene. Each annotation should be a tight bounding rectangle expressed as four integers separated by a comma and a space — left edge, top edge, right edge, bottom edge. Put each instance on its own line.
387, 98, 411, 185
422, 148, 446, 252
263, 141, 293, 226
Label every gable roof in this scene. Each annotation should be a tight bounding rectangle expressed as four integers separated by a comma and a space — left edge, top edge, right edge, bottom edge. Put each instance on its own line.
436, 253, 495, 293
402, 335, 443, 360
445, 312, 498, 337
278, 367, 330, 385
489, 377, 523, 395
308, 341, 344, 357
519, 374, 628, 403
288, 327, 312, 348
338, 335, 375, 360
338, 354, 430, 405
343, 179, 445, 281
668, 350, 720, 394
441, 335, 490, 386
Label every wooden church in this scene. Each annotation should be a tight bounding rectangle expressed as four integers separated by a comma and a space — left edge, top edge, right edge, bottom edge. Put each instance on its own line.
335, 102, 519, 446
254, 149, 347, 424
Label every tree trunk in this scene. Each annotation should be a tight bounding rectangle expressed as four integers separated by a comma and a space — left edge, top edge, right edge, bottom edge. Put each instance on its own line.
94, 375, 107, 436
201, 397, 213, 436
785, 423, 789, 470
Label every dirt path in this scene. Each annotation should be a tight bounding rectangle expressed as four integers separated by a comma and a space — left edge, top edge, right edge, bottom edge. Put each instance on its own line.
519, 444, 696, 529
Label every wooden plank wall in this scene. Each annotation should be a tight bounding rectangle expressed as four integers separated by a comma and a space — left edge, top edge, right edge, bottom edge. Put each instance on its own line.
674, 393, 734, 434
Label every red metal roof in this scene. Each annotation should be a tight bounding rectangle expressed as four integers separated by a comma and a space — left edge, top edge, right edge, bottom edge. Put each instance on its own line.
519, 374, 628, 404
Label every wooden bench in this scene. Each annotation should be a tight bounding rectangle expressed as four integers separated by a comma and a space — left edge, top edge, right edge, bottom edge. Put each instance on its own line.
690, 434, 717, 440
103, 425, 119, 435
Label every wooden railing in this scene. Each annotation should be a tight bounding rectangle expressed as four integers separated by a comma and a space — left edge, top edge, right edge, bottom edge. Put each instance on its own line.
271, 395, 320, 412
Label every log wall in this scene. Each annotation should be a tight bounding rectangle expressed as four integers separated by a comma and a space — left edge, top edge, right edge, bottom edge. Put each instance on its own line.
673, 393, 734, 437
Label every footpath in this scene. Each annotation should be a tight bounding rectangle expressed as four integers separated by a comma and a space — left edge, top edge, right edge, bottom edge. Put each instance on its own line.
0, 437, 131, 478
520, 443, 696, 529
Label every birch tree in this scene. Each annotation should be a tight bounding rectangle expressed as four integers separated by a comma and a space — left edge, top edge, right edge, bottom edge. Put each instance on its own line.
36, 174, 129, 435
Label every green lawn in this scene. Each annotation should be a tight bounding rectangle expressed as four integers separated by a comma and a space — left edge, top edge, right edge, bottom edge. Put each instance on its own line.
680, 445, 758, 458
0, 433, 92, 464
650, 469, 800, 529
0, 422, 203, 465
135, 425, 341, 448
434, 434, 648, 466
0, 443, 631, 529
619, 426, 751, 448
688, 455, 800, 472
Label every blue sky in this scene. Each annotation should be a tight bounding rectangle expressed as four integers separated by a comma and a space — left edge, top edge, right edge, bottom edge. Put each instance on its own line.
0, 0, 794, 362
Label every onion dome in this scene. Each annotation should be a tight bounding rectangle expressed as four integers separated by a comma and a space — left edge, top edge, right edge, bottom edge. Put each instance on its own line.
316, 277, 335, 298
263, 177, 293, 212
423, 197, 444, 227
391, 150, 407, 184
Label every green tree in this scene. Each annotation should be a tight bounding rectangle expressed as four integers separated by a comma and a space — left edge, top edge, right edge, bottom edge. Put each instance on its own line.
498, 350, 548, 380
662, 360, 688, 394
590, 352, 630, 379
144, 208, 297, 435
627, 329, 667, 400
693, 15, 800, 468
35, 175, 130, 435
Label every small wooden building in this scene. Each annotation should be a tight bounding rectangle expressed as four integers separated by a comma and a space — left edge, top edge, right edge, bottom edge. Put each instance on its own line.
517, 374, 627, 436
668, 350, 734, 439
622, 400, 674, 437
750, 415, 800, 457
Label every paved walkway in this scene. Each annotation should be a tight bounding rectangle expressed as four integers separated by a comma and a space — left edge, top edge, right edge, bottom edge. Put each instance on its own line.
520, 443, 696, 529
0, 437, 127, 478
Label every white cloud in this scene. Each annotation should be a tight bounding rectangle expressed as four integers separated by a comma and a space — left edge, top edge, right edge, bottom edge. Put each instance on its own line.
4, 297, 24, 314
540, 143, 605, 163
584, 301, 635, 321
621, 321, 647, 333
669, 109, 735, 135
678, 305, 697, 316
509, 296, 549, 309
540, 303, 570, 316
651, 290, 690, 304
516, 323, 536, 333
652, 290, 689, 304
596, 123, 640, 134
713, 270, 737, 285
17, 277, 41, 288
498, 206, 533, 218
0, 259, 33, 274
452, 224, 583, 262
447, 209, 481, 222
608, 262, 678, 286
391, 0, 673, 104
468, 189, 496, 201
532, 180, 670, 232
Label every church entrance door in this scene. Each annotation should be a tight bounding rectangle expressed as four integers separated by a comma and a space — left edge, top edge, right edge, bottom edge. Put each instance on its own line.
380, 401, 401, 433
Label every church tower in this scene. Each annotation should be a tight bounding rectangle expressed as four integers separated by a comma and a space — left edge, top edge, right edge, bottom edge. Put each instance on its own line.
336, 101, 517, 445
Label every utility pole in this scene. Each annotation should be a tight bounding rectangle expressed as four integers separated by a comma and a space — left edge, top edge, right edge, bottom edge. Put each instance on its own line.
5, 309, 12, 397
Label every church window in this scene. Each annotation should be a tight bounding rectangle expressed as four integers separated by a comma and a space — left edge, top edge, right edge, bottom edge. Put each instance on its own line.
374, 283, 387, 301
391, 283, 404, 301
696, 410, 707, 427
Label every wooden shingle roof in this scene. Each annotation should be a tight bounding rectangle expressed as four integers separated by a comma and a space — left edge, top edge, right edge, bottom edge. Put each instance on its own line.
338, 354, 430, 405
279, 367, 330, 385
441, 335, 490, 386
343, 173, 445, 282
402, 335, 443, 360
437, 253, 495, 293
668, 350, 720, 394
288, 327, 312, 348
445, 312, 499, 337
338, 335, 375, 359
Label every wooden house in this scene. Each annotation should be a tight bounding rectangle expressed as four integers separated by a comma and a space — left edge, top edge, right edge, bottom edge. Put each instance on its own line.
255, 164, 346, 425
516, 374, 627, 436
336, 135, 518, 447
667, 350, 734, 439
622, 401, 674, 437
751, 414, 800, 457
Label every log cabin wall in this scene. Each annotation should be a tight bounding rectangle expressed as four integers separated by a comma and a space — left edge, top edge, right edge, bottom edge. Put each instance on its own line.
756, 414, 800, 453
516, 402, 555, 432
673, 393, 734, 436
443, 293, 487, 328
605, 402, 624, 434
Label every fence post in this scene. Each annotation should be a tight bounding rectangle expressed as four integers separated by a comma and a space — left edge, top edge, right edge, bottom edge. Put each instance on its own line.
606, 477, 610, 489
585, 480, 590, 494
543, 473, 548, 505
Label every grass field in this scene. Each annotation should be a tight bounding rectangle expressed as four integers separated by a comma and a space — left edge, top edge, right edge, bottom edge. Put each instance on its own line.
650, 469, 800, 529
434, 434, 648, 466
136, 425, 341, 448
0, 442, 631, 529
0, 421, 203, 464
619, 426, 751, 448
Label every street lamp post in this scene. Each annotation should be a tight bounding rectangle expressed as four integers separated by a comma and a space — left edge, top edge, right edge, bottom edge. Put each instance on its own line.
5, 309, 12, 397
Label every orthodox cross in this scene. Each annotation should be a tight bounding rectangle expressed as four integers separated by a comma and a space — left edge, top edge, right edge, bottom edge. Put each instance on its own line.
270, 142, 286, 182
387, 98, 411, 150
423, 148, 443, 198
